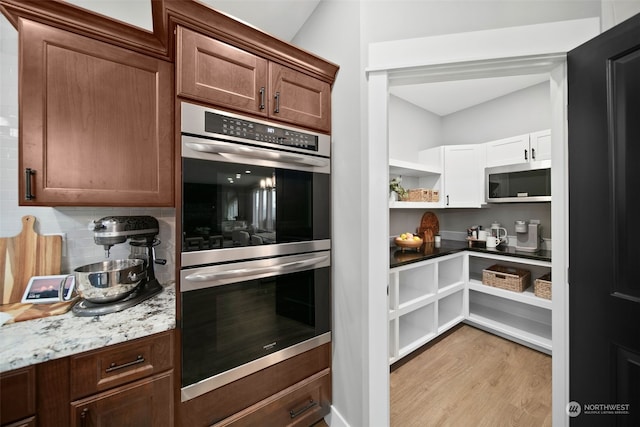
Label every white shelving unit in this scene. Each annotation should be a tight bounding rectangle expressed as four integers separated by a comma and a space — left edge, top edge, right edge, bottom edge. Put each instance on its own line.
388, 252, 466, 363
389, 250, 553, 364
389, 158, 443, 209
465, 253, 552, 354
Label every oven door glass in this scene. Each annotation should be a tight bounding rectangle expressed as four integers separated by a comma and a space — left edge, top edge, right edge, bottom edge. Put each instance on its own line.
180, 261, 331, 390
182, 157, 330, 252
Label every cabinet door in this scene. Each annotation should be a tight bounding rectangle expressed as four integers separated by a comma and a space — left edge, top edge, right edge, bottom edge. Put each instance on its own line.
529, 129, 551, 162
19, 19, 174, 206
70, 371, 173, 427
270, 63, 331, 133
0, 367, 35, 426
177, 26, 268, 116
443, 145, 483, 208
484, 134, 530, 167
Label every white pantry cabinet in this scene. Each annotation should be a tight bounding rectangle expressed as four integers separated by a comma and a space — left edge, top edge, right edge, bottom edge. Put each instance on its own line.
485, 130, 551, 167
388, 253, 466, 363
388, 158, 443, 209
465, 252, 552, 354
389, 251, 552, 364
442, 145, 485, 208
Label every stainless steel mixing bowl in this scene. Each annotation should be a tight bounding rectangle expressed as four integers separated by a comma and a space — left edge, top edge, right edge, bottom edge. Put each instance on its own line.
74, 259, 146, 303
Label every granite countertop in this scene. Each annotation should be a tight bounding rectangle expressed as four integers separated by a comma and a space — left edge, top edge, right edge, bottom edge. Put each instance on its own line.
390, 239, 551, 268
0, 282, 176, 373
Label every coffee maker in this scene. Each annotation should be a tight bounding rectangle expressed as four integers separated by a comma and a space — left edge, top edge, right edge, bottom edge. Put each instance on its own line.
515, 219, 541, 252
72, 216, 164, 316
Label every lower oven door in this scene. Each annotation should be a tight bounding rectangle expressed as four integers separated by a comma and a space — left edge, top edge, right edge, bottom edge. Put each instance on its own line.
180, 251, 331, 401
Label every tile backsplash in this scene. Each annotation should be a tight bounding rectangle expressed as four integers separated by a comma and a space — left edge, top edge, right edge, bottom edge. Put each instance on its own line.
0, 15, 176, 284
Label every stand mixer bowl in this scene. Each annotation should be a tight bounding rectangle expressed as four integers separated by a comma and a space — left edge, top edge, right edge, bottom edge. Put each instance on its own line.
74, 259, 146, 303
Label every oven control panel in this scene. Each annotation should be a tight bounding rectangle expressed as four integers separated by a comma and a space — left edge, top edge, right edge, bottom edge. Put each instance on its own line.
205, 112, 319, 151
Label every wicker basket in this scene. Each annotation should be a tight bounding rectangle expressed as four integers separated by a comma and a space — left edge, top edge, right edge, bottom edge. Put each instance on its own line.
534, 273, 552, 300
482, 264, 531, 292
403, 189, 439, 202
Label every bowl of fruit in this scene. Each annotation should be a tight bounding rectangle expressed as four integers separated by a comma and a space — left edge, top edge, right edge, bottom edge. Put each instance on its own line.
394, 233, 423, 251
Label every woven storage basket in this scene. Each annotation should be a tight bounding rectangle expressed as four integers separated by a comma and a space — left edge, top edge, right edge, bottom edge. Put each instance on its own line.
431, 190, 439, 202
405, 188, 432, 202
534, 273, 552, 300
482, 264, 531, 292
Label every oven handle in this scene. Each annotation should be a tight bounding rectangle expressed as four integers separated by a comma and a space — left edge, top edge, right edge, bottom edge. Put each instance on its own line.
183, 255, 329, 283
185, 140, 328, 168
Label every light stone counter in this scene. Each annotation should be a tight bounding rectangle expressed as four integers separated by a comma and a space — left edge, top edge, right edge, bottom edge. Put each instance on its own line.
0, 283, 176, 373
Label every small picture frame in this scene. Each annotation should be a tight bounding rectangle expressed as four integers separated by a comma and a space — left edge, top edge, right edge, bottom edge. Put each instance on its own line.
21, 275, 75, 304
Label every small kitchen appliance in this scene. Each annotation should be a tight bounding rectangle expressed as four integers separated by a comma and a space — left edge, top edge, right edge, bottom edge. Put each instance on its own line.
515, 219, 541, 252
71, 216, 164, 316
490, 222, 508, 245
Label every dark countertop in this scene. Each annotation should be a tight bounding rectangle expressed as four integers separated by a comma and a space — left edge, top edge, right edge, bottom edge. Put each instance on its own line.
390, 239, 551, 268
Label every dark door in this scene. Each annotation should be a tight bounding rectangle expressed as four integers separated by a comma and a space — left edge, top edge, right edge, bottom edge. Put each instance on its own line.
568, 13, 640, 426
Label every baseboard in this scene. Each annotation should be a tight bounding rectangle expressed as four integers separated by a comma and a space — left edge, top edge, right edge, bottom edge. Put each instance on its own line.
326, 405, 350, 427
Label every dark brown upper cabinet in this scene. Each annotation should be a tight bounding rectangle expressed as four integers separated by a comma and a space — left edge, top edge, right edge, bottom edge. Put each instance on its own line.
177, 26, 331, 133
19, 18, 174, 207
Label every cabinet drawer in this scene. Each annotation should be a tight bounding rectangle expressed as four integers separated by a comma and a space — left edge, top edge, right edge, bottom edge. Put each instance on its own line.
70, 371, 173, 427
214, 368, 331, 427
3, 416, 36, 427
70, 331, 173, 400
0, 366, 35, 425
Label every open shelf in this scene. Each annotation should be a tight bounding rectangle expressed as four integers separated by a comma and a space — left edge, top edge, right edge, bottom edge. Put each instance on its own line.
467, 279, 552, 309
467, 290, 552, 353
438, 255, 465, 290
389, 158, 441, 176
398, 303, 436, 357
397, 263, 436, 308
438, 290, 464, 333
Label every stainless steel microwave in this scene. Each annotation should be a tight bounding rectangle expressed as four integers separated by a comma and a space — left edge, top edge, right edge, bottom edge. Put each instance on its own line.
485, 161, 551, 203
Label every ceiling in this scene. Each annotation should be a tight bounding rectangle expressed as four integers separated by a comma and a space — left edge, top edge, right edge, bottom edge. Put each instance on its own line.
200, 0, 322, 41
390, 73, 549, 116
201, 1, 548, 116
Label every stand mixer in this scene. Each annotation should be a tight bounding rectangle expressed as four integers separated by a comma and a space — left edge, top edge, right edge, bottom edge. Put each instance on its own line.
71, 216, 165, 316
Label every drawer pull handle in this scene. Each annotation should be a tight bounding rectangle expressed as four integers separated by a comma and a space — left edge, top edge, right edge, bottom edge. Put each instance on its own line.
289, 399, 317, 419
105, 355, 145, 373
80, 407, 89, 427
274, 92, 280, 113
25, 168, 35, 200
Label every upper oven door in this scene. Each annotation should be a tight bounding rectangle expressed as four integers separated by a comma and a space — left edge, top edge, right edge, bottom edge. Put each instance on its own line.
182, 135, 330, 266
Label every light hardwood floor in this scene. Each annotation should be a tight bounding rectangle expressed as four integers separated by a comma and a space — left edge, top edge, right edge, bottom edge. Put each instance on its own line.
390, 324, 552, 427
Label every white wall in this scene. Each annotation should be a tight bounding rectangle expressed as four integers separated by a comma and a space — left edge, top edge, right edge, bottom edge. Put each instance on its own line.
292, 1, 365, 426
389, 95, 443, 159
441, 82, 550, 145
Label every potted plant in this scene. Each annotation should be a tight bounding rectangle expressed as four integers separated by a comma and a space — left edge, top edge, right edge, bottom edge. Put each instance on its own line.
389, 177, 407, 201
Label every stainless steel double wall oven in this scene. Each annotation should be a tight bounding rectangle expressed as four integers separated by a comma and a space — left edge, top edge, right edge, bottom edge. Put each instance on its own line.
179, 102, 331, 401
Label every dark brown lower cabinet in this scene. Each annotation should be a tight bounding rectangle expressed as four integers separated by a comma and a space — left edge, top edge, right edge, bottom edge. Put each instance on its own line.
0, 331, 174, 427
180, 343, 332, 426
2, 417, 36, 427
70, 371, 173, 427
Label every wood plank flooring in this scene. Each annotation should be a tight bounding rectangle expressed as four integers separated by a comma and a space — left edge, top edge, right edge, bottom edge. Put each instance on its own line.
390, 324, 552, 427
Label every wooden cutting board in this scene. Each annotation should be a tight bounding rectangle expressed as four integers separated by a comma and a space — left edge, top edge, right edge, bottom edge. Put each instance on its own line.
0, 215, 62, 304
0, 300, 75, 324
417, 212, 439, 242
